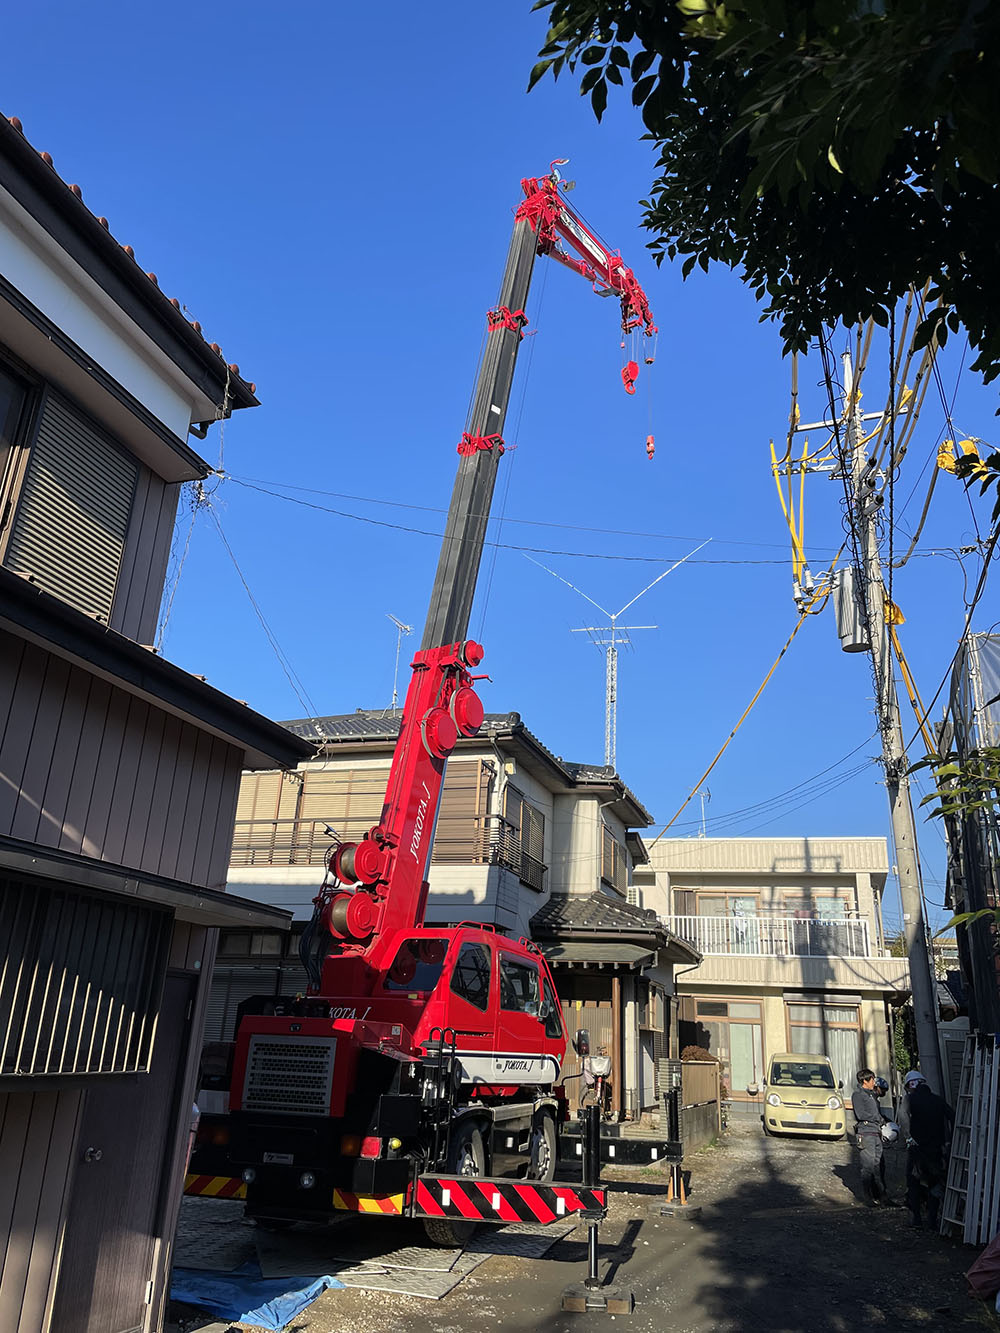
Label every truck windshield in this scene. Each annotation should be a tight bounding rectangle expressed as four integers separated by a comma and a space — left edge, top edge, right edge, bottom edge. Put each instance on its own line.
383, 938, 448, 993
769, 1061, 835, 1089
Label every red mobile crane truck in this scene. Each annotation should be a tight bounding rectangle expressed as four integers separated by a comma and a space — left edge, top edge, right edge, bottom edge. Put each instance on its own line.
217, 167, 656, 1245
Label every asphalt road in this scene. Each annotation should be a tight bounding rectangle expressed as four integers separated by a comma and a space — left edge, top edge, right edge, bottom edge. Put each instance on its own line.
171, 1119, 991, 1333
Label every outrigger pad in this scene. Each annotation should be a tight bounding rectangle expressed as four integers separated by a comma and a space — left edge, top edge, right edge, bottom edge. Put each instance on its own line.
561, 1281, 634, 1315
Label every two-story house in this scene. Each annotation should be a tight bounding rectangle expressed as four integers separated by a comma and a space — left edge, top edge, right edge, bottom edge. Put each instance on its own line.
633, 837, 909, 1109
218, 708, 699, 1120
0, 115, 311, 1333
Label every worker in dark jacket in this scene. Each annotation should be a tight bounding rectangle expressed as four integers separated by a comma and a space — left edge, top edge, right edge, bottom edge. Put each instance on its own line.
898, 1071, 954, 1228
851, 1068, 892, 1205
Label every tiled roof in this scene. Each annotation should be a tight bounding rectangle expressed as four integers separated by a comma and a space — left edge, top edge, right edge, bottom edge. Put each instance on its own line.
1, 114, 257, 403
531, 892, 663, 936
281, 709, 652, 824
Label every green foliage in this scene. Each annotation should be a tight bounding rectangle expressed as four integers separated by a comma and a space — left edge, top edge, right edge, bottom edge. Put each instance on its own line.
531, 0, 1000, 383
892, 1004, 916, 1076
911, 746, 1000, 822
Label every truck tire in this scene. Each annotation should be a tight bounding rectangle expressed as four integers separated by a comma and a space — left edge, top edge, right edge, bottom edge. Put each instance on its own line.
529, 1112, 556, 1182
422, 1122, 485, 1248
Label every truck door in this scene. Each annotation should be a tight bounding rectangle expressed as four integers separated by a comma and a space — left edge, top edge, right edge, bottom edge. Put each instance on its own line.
496, 951, 558, 1084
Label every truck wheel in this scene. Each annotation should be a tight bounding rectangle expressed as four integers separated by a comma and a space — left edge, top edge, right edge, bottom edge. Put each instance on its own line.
422, 1123, 485, 1248
529, 1112, 556, 1182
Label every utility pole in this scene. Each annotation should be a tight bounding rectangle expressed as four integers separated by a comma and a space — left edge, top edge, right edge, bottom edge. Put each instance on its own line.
841, 352, 944, 1091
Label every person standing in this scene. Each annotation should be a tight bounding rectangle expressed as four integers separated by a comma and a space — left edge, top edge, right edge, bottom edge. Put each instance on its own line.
851, 1068, 892, 1205
898, 1070, 954, 1229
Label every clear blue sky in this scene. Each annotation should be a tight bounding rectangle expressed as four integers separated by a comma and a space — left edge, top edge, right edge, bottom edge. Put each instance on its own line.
5, 2, 996, 928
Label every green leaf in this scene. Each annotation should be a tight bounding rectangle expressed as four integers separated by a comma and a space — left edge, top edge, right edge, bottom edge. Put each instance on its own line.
581, 67, 602, 93
610, 45, 630, 67
606, 62, 623, 85
528, 58, 555, 90
632, 74, 656, 106
827, 145, 843, 174
591, 78, 608, 121
581, 45, 605, 65
631, 49, 655, 80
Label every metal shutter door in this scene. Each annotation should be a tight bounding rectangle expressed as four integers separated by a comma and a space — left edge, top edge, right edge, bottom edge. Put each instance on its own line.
5, 393, 137, 622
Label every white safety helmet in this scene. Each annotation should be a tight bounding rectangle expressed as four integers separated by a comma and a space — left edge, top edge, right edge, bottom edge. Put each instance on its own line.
880, 1120, 900, 1144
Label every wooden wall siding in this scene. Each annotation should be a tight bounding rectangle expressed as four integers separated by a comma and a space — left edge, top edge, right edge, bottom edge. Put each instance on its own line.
0, 878, 170, 1076
0, 626, 244, 887
0, 1088, 83, 1333
111, 466, 180, 645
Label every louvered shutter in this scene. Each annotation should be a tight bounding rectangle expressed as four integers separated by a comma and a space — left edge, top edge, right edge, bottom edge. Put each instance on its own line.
5, 393, 137, 621
298, 767, 388, 843
434, 761, 491, 863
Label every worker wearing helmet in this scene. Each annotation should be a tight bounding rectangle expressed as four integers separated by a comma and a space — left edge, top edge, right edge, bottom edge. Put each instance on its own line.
851, 1068, 897, 1206
898, 1071, 954, 1229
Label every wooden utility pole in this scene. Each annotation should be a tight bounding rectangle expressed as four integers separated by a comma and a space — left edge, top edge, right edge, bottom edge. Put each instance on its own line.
842, 352, 944, 1092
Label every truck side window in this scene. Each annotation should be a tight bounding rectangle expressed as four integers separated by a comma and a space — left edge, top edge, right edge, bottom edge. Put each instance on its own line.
383, 937, 448, 993
450, 943, 492, 1011
542, 978, 563, 1038
499, 956, 540, 1013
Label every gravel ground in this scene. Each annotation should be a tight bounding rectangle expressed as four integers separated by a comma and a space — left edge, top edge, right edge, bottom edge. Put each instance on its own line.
169, 1120, 996, 1333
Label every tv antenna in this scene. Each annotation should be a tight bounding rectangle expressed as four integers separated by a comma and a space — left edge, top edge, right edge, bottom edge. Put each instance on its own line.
386, 613, 414, 710
525, 541, 709, 769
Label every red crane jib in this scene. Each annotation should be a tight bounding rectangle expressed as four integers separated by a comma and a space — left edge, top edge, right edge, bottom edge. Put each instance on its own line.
516, 175, 656, 339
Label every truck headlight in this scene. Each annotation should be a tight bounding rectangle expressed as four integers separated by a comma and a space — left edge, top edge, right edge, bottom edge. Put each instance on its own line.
299, 1171, 316, 1189
766, 1093, 781, 1107
241, 1168, 256, 1183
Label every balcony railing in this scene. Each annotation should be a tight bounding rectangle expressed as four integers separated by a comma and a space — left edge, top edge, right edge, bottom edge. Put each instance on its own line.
230, 816, 547, 892
664, 914, 873, 958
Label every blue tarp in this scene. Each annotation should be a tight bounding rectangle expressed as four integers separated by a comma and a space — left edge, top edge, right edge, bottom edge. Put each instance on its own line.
171, 1260, 343, 1331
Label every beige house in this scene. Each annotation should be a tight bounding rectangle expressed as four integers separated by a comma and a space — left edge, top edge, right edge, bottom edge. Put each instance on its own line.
632, 837, 909, 1108
218, 709, 699, 1118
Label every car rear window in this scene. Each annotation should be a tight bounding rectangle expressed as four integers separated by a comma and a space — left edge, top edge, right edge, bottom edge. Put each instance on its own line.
769, 1061, 835, 1089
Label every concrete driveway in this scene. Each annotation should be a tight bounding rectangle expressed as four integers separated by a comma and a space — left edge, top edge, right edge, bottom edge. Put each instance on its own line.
170, 1119, 989, 1333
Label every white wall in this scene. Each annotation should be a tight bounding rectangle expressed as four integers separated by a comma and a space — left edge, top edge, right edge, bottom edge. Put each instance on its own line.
0, 185, 215, 435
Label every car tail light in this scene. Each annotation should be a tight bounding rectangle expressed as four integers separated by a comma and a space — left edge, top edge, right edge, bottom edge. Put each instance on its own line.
360, 1136, 382, 1158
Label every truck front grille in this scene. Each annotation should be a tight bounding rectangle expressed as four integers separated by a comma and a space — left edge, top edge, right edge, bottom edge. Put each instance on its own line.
243, 1034, 337, 1115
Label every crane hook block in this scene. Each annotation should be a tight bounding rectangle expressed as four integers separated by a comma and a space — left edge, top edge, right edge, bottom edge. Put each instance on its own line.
621, 361, 639, 395
421, 707, 458, 758
646, 435, 655, 460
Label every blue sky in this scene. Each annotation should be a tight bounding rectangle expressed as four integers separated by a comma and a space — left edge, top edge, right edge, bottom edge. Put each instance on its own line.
4, 2, 997, 928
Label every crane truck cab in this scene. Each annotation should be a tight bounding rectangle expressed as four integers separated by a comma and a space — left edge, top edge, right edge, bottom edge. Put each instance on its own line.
228, 924, 567, 1236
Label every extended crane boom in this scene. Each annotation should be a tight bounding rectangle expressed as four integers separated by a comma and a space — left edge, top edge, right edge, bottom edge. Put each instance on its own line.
315, 167, 655, 985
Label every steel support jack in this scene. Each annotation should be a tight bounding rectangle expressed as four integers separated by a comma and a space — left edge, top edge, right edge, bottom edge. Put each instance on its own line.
655, 1161, 702, 1220
561, 1107, 634, 1316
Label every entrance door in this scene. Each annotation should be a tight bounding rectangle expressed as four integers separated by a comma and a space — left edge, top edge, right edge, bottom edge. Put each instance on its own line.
51, 973, 194, 1333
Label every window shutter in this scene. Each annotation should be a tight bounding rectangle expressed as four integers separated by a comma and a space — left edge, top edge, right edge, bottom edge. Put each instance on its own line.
5, 393, 137, 621
434, 761, 491, 863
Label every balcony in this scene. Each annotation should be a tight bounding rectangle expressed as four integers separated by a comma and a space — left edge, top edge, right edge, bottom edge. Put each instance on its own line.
662, 914, 908, 992
664, 914, 873, 958
230, 815, 547, 892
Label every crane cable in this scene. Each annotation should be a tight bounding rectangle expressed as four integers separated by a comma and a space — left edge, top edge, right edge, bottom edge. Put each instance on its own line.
647, 568, 842, 846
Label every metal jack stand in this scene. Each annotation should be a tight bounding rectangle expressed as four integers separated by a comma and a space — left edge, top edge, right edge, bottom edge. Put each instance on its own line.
656, 1088, 701, 1221
562, 1107, 633, 1315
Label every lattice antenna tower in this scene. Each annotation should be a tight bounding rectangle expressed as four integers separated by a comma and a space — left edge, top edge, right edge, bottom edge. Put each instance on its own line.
525, 542, 708, 770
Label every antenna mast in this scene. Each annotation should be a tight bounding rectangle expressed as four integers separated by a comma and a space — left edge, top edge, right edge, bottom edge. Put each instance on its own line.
527, 541, 708, 769
385, 613, 414, 710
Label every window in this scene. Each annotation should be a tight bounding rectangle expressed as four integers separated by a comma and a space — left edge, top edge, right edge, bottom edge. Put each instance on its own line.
787, 1001, 861, 1092
499, 955, 540, 1013
502, 786, 546, 891
601, 825, 627, 892
0, 364, 28, 487
542, 978, 563, 1038
3, 390, 137, 622
694, 998, 763, 1100
451, 942, 492, 1011
383, 937, 448, 993
769, 1058, 835, 1089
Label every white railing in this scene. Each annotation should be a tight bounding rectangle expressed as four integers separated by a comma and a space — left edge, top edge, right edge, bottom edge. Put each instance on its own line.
664, 914, 873, 958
